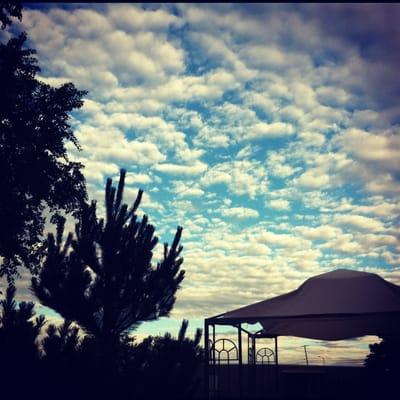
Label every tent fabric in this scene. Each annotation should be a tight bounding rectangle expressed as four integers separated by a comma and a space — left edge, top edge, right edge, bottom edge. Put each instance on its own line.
216, 269, 400, 340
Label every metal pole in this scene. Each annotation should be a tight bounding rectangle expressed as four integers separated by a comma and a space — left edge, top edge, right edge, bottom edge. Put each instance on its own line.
247, 333, 250, 364
252, 335, 256, 365
304, 345, 309, 366
212, 324, 216, 397
204, 320, 210, 398
252, 334, 257, 397
238, 324, 243, 398
275, 336, 279, 395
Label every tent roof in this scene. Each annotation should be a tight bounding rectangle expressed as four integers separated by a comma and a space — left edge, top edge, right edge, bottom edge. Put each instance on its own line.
212, 269, 400, 340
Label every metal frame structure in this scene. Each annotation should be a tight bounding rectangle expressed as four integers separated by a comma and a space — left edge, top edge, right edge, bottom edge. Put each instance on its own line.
256, 347, 275, 364
204, 315, 279, 398
203, 269, 400, 398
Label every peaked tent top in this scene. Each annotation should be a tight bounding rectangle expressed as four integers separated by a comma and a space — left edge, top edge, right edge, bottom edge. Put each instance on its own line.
212, 269, 400, 340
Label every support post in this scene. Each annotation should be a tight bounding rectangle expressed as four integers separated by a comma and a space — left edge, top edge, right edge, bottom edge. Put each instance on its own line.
252, 335, 256, 365
275, 336, 279, 394
204, 320, 210, 398
238, 324, 243, 398
252, 334, 257, 397
247, 333, 250, 364
212, 324, 216, 396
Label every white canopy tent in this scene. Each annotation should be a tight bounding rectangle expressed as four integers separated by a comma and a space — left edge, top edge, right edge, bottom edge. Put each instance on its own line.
204, 269, 400, 397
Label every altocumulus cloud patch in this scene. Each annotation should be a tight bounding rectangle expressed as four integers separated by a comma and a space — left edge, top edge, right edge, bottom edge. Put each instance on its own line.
3, 3, 400, 364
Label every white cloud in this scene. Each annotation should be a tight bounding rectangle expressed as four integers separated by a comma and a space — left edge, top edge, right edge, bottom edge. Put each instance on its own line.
172, 181, 205, 197
220, 207, 259, 219
247, 122, 295, 139
154, 161, 208, 176
296, 225, 342, 241
107, 4, 182, 32
297, 169, 330, 189
200, 160, 268, 198
320, 234, 363, 254
82, 160, 120, 183
255, 231, 310, 249
96, 140, 165, 166
16, 4, 400, 356
269, 199, 290, 211
334, 214, 385, 233
316, 86, 351, 108
236, 144, 254, 159
335, 128, 400, 172
125, 173, 154, 185
267, 152, 297, 178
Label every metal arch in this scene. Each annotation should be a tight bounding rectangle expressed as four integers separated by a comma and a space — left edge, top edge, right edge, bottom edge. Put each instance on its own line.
210, 338, 239, 364
256, 347, 275, 364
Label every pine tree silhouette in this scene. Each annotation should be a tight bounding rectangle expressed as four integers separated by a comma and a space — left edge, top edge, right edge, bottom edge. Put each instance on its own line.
32, 169, 185, 391
40, 320, 90, 400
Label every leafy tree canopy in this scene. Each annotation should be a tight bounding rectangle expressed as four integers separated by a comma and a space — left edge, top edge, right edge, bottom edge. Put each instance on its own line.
0, 26, 87, 280
0, 1, 22, 29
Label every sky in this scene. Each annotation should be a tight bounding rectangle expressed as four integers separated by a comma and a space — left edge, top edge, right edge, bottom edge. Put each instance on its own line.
2, 3, 400, 365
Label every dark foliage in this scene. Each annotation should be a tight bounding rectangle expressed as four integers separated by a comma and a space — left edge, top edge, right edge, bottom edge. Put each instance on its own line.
129, 319, 203, 399
40, 320, 96, 400
41, 319, 80, 363
0, 31, 87, 281
32, 169, 185, 378
0, 0, 22, 29
0, 284, 45, 397
365, 336, 400, 372
0, 170, 202, 399
37, 319, 203, 400
365, 336, 400, 397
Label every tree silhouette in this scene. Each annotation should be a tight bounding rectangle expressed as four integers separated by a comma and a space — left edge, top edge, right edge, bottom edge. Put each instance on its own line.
0, 13, 87, 281
143, 319, 203, 398
41, 319, 80, 363
121, 319, 203, 399
0, 1, 22, 29
40, 320, 91, 400
365, 336, 400, 397
32, 169, 185, 378
0, 284, 45, 396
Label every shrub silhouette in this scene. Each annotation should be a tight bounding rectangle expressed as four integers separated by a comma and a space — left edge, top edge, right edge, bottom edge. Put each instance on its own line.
365, 336, 400, 397
0, 285, 45, 397
123, 319, 203, 399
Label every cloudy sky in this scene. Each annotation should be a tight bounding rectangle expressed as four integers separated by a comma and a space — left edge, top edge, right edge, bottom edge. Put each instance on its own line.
4, 3, 400, 365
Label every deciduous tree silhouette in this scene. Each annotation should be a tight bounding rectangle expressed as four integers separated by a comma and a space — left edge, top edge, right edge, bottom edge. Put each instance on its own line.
32, 169, 185, 381
0, 1, 22, 29
0, 8, 87, 281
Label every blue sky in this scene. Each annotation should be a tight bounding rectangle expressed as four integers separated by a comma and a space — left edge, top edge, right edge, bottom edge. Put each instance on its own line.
3, 3, 400, 365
